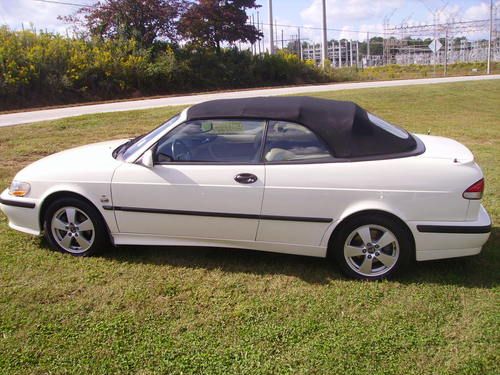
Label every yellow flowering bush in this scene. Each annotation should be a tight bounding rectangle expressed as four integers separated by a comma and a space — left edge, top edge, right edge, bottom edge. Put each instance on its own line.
2, 25, 496, 110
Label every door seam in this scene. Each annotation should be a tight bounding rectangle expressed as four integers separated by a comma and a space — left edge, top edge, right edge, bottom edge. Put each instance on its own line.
254, 165, 267, 241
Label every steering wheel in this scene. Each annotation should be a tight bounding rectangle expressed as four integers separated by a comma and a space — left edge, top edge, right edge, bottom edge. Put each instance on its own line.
171, 140, 191, 161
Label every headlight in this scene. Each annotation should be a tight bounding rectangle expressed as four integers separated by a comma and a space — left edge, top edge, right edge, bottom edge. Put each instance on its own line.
9, 181, 31, 197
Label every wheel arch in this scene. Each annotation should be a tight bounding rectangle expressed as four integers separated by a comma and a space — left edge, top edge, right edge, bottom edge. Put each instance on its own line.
326, 209, 416, 261
39, 190, 113, 243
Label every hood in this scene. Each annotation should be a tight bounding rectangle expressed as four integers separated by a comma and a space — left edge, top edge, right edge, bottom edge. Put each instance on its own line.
15, 139, 128, 183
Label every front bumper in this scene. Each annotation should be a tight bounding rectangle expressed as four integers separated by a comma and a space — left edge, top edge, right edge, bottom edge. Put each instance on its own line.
409, 205, 492, 261
0, 188, 41, 235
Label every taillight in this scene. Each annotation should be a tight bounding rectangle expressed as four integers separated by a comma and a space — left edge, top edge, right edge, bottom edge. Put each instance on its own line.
463, 178, 484, 200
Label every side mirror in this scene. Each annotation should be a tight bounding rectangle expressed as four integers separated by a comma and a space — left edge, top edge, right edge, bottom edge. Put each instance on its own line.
201, 121, 213, 132
138, 149, 154, 168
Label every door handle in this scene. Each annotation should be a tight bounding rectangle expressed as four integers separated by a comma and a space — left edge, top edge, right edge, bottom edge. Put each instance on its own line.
234, 173, 258, 184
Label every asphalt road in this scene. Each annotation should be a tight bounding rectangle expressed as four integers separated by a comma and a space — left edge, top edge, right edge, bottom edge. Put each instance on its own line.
1, 74, 499, 127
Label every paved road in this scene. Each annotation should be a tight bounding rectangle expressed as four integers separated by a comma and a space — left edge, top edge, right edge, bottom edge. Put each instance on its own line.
1, 74, 499, 127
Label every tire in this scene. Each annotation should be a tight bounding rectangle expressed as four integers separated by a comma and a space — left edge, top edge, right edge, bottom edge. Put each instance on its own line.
331, 214, 412, 280
43, 197, 108, 256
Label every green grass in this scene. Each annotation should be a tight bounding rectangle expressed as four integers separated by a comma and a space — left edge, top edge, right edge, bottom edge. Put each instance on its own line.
0, 80, 499, 374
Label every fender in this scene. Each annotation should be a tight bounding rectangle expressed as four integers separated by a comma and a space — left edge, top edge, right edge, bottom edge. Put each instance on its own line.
319, 199, 409, 248
38, 183, 119, 233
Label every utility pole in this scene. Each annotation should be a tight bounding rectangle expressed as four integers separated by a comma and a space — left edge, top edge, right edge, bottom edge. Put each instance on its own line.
332, 41, 335, 67
298, 27, 302, 60
433, 12, 437, 76
345, 40, 348, 66
275, 19, 278, 51
251, 14, 256, 55
367, 32, 370, 66
383, 10, 396, 66
261, 19, 265, 53
321, 0, 328, 67
444, 27, 448, 76
257, 12, 261, 55
350, 39, 353, 66
281, 29, 284, 50
487, 0, 493, 74
356, 41, 359, 67
268, 0, 274, 54
339, 41, 342, 68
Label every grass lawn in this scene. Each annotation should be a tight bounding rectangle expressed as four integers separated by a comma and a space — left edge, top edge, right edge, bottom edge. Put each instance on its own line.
0, 80, 499, 374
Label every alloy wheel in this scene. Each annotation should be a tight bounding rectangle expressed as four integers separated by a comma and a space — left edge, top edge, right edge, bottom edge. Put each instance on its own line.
343, 224, 400, 277
50, 206, 95, 254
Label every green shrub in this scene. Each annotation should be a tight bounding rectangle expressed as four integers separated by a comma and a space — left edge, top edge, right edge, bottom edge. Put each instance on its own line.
0, 27, 336, 110
1, 26, 498, 110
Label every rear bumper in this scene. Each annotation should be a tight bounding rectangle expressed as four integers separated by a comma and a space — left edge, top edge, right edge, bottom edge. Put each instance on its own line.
409, 205, 492, 261
0, 189, 41, 236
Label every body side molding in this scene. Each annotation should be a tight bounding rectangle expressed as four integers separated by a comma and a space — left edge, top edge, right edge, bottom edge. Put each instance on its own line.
103, 205, 332, 223
0, 197, 36, 209
417, 224, 491, 234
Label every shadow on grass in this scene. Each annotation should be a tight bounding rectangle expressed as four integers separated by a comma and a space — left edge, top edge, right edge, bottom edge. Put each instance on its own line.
40, 227, 500, 288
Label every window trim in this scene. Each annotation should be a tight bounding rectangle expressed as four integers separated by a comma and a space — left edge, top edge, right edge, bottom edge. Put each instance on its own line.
152, 117, 269, 166
128, 109, 188, 164
139, 116, 425, 167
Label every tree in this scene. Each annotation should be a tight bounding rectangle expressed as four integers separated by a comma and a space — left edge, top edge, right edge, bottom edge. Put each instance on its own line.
179, 0, 262, 54
61, 0, 185, 47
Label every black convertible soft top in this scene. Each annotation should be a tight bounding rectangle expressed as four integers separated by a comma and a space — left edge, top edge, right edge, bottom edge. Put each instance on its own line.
186, 96, 418, 158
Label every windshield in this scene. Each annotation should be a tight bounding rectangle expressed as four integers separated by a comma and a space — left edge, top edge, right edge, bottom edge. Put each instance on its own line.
119, 114, 181, 160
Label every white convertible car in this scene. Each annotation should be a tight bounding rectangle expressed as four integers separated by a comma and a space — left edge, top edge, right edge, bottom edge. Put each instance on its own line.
0, 97, 491, 279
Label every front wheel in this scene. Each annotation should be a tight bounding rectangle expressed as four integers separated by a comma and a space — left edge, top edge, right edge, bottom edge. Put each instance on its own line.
44, 197, 108, 256
332, 214, 412, 280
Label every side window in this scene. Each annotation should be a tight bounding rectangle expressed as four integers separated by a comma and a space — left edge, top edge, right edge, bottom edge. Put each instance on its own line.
367, 112, 409, 139
264, 121, 332, 162
155, 119, 265, 163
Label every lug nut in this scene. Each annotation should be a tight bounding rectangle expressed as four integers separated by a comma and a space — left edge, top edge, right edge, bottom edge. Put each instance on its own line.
375, 244, 380, 249
375, 252, 380, 256
362, 249, 367, 253
367, 254, 372, 259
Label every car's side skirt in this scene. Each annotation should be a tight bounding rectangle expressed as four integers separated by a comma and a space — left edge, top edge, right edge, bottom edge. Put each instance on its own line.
112, 233, 328, 258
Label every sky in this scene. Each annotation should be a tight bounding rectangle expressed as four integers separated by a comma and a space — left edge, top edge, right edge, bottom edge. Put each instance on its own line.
0, 0, 497, 42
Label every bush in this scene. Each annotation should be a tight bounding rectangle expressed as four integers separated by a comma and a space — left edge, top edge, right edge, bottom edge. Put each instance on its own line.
1, 26, 497, 110
0, 27, 335, 110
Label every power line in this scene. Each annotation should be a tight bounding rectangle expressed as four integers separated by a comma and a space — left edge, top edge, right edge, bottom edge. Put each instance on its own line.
33, 0, 93, 8
387, 18, 500, 31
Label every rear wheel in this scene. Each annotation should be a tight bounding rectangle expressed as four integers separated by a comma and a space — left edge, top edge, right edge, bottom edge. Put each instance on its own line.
332, 214, 412, 280
44, 197, 108, 256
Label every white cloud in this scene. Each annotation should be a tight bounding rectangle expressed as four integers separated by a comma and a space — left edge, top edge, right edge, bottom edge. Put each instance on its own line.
299, 0, 403, 40
300, 0, 404, 25
352, 23, 385, 39
464, 1, 499, 21
0, 0, 89, 33
437, 4, 462, 23
299, 0, 499, 41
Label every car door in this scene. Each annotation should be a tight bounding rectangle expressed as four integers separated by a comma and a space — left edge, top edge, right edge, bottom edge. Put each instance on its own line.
111, 118, 266, 241
257, 120, 335, 246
